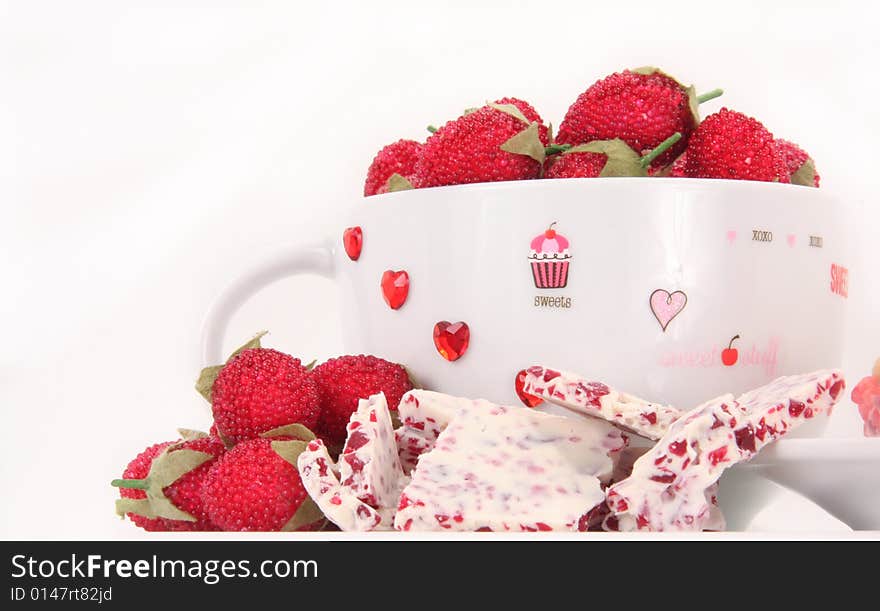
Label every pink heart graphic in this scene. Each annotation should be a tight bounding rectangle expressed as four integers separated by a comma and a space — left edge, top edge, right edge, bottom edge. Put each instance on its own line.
726, 230, 737, 245
650, 289, 688, 332
787, 234, 796, 248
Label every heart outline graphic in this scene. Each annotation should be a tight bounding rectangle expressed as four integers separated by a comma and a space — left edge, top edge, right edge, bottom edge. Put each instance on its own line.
649, 289, 688, 332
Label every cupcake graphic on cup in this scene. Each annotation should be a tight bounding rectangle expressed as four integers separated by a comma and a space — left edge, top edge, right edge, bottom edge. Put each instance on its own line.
529, 222, 571, 289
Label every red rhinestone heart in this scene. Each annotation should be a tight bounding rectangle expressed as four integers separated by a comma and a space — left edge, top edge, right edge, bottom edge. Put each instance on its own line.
515, 370, 543, 408
343, 226, 363, 261
433, 321, 469, 362
381, 270, 409, 310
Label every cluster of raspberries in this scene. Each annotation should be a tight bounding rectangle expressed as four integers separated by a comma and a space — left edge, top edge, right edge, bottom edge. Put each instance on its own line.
112, 335, 412, 532
364, 66, 819, 196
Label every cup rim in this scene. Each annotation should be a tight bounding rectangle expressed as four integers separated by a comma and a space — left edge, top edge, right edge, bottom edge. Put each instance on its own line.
367, 176, 830, 202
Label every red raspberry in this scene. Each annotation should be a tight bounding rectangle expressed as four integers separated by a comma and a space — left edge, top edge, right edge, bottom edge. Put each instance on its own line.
211, 348, 321, 444
683, 108, 790, 182
312, 355, 413, 445
364, 139, 423, 196
556, 69, 699, 168
667, 152, 688, 177
852, 375, 880, 437
776, 139, 820, 187
201, 437, 320, 531
117, 442, 173, 531
115, 436, 226, 531
413, 97, 549, 188
544, 151, 608, 178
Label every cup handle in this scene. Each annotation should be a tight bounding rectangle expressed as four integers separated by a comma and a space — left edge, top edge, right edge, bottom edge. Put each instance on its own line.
199, 240, 336, 367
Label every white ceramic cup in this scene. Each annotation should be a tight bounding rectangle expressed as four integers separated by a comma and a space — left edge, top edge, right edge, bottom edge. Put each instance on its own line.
201, 178, 849, 430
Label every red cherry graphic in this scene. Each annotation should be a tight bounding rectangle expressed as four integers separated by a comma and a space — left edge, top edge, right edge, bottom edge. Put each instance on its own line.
433, 321, 470, 362
381, 270, 409, 310
515, 369, 543, 407
545, 221, 557, 239
722, 334, 740, 366
343, 226, 363, 261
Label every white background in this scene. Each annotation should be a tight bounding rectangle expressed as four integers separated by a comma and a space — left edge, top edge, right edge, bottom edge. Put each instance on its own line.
1, 0, 878, 539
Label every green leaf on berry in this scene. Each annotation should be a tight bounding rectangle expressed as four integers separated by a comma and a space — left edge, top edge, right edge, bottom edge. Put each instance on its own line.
147, 495, 199, 522
228, 330, 268, 360
631, 65, 684, 88
177, 428, 209, 441
463, 107, 479, 115
566, 139, 646, 177
261, 424, 317, 441
547, 122, 554, 144
385, 173, 414, 192
790, 158, 817, 187
303, 359, 317, 371
149, 449, 213, 490
115, 498, 157, 519
195, 365, 222, 402
487, 102, 530, 125
113, 448, 213, 523
282, 497, 326, 532
270, 439, 310, 467
685, 84, 701, 125
631, 65, 662, 75
500, 122, 546, 164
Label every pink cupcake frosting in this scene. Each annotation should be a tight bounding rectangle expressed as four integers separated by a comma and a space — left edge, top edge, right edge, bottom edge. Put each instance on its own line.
529, 224, 571, 259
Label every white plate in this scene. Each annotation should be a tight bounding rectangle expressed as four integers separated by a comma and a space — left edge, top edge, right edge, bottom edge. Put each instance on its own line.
720, 468, 851, 532
744, 438, 880, 530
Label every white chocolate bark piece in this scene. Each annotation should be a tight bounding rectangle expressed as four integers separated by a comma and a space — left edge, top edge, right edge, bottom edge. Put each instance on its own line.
339, 393, 405, 509
394, 399, 627, 532
394, 390, 484, 473
297, 439, 386, 531
735, 370, 846, 452
520, 365, 683, 440
599, 447, 725, 532
396, 428, 435, 474
605, 370, 845, 532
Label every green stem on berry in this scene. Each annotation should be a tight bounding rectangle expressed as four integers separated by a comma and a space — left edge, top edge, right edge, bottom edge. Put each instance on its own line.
111, 478, 150, 490
697, 88, 723, 104
639, 132, 682, 168
426, 125, 438, 134
545, 143, 571, 155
